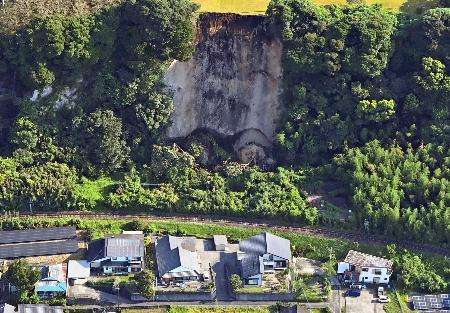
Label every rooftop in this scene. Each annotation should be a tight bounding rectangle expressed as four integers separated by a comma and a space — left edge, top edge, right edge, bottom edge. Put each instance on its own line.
155, 235, 200, 277
67, 260, 90, 279
0, 227, 76, 245
344, 250, 393, 269
239, 233, 292, 260
240, 254, 262, 278
87, 233, 145, 261
18, 304, 64, 313
0, 239, 78, 259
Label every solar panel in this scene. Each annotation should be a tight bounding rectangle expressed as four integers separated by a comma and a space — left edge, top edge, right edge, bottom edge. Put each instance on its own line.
0, 239, 78, 258
0, 227, 76, 244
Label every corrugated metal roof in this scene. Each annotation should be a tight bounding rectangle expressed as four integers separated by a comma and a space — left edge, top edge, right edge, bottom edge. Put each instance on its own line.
105, 234, 144, 258
344, 250, 393, 269
0, 227, 76, 244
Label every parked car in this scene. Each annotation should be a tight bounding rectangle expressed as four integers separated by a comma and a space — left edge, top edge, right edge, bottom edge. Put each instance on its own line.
346, 289, 361, 297
379, 295, 391, 303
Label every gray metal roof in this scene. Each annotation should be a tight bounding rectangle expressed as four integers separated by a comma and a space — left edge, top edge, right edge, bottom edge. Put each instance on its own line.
18, 304, 64, 313
155, 236, 200, 277
0, 304, 15, 313
239, 233, 292, 260
0, 239, 79, 259
104, 234, 145, 258
0, 227, 76, 244
240, 254, 262, 278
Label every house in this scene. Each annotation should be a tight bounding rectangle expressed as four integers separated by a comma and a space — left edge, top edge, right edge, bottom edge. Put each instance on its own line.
237, 233, 292, 286
337, 250, 393, 284
154, 235, 202, 284
67, 260, 90, 285
87, 231, 145, 274
18, 304, 63, 313
0, 303, 15, 313
0, 227, 78, 259
35, 264, 67, 299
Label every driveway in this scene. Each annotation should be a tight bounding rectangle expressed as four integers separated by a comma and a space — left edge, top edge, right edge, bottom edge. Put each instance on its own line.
344, 289, 385, 313
68, 284, 131, 306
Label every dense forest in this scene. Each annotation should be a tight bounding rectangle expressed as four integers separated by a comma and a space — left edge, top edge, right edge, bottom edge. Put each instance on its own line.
0, 0, 449, 253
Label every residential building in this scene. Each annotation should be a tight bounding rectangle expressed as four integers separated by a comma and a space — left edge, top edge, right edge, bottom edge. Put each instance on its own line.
237, 232, 292, 286
35, 264, 67, 299
18, 304, 63, 313
154, 235, 202, 284
337, 250, 393, 284
87, 231, 145, 274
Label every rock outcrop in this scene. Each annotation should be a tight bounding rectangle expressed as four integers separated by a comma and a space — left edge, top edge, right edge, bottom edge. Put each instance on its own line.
164, 14, 284, 159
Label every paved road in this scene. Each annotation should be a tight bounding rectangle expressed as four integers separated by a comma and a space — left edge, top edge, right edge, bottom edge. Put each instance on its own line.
15, 211, 449, 257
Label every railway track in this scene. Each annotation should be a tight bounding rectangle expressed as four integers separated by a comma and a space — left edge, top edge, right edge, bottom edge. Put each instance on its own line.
8, 211, 450, 257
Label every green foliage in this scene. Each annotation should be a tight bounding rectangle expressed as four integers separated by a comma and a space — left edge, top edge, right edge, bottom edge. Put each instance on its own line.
356, 99, 396, 122
399, 253, 448, 292
0, 158, 83, 211
230, 274, 243, 291
4, 260, 40, 301
168, 306, 274, 313
335, 140, 450, 244
131, 269, 156, 299
72, 109, 130, 175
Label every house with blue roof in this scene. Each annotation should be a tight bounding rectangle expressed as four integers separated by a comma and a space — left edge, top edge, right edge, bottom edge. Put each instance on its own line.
35, 264, 67, 299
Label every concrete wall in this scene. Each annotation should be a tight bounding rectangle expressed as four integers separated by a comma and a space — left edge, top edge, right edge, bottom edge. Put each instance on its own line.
234, 292, 296, 301
131, 290, 216, 302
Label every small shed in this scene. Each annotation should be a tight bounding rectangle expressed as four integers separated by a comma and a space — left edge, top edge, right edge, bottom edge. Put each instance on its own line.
213, 235, 227, 251
67, 260, 90, 284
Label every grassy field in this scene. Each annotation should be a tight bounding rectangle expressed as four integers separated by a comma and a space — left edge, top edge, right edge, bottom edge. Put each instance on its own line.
193, 0, 440, 14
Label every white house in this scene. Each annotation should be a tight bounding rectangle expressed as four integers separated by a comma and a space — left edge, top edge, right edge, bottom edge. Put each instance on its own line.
337, 250, 393, 284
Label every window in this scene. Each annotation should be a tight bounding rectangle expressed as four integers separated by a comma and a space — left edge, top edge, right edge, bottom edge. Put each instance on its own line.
384, 278, 388, 281
374, 269, 382, 275
362, 268, 369, 272
247, 279, 259, 285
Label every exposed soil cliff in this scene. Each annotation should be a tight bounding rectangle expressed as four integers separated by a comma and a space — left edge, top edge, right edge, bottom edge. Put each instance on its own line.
164, 14, 284, 159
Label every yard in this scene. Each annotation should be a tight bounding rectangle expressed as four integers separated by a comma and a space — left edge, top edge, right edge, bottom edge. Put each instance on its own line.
236, 270, 291, 293
295, 274, 329, 302
192, 0, 440, 14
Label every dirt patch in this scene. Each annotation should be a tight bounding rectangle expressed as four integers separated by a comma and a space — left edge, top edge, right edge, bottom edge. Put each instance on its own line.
294, 257, 325, 276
